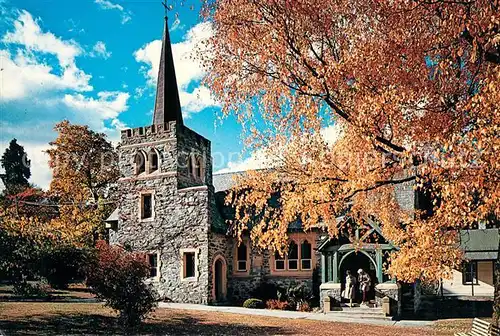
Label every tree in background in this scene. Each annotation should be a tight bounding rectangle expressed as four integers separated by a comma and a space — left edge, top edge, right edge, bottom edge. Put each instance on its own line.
47, 120, 119, 203
203, 0, 499, 322
86, 241, 157, 330
1, 139, 31, 194
46, 121, 119, 242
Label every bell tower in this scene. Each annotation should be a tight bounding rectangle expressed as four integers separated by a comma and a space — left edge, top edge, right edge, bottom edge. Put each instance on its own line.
109, 13, 214, 304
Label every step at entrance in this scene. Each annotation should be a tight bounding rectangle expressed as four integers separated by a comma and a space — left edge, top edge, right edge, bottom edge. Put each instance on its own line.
328, 306, 392, 320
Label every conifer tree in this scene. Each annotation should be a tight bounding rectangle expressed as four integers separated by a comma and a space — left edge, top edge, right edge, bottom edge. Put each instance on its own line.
1, 139, 31, 194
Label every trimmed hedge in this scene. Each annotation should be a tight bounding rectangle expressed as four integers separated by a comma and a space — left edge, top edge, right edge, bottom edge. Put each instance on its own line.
243, 298, 264, 309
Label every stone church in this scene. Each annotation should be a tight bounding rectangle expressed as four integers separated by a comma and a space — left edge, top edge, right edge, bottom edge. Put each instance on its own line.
106, 16, 497, 313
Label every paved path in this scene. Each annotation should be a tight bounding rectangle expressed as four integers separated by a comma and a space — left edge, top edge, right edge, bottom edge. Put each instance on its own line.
158, 303, 435, 328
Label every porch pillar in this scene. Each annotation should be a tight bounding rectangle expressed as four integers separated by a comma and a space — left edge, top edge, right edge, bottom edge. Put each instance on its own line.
321, 254, 326, 283
333, 251, 339, 283
376, 248, 383, 283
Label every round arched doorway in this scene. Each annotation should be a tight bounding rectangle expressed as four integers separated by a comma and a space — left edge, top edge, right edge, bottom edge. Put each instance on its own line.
212, 255, 227, 302
338, 251, 377, 303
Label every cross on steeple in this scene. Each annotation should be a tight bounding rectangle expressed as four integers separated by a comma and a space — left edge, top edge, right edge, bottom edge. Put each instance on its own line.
153, 2, 183, 126
161, 1, 169, 17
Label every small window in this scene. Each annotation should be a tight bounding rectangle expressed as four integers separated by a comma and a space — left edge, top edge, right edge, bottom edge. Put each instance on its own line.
148, 253, 158, 278
275, 251, 285, 270
301, 240, 312, 270
196, 157, 202, 180
463, 261, 478, 285
141, 194, 152, 219
288, 241, 298, 270
188, 155, 194, 177
237, 243, 247, 272
184, 252, 196, 278
149, 151, 159, 173
135, 152, 146, 175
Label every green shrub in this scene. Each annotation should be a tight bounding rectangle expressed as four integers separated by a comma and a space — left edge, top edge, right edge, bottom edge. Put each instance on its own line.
243, 298, 264, 309
251, 282, 279, 302
41, 245, 94, 289
12, 281, 49, 297
280, 283, 315, 311
86, 241, 157, 330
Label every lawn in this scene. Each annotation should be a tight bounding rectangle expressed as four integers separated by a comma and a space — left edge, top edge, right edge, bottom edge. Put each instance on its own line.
0, 302, 472, 336
0, 283, 95, 301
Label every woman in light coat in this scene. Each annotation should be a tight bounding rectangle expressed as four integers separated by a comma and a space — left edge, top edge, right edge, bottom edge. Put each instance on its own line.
358, 268, 371, 306
342, 270, 356, 307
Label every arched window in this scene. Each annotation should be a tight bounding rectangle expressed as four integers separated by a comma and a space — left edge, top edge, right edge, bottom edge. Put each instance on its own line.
301, 240, 312, 270
274, 251, 285, 270
135, 152, 146, 175
237, 243, 247, 272
148, 150, 159, 173
188, 154, 194, 177
288, 241, 298, 270
196, 157, 203, 180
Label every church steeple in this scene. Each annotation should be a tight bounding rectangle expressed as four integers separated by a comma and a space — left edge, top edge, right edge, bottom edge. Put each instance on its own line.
153, 15, 183, 126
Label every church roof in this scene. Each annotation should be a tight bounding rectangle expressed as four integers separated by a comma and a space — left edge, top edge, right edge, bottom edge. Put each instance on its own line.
460, 229, 499, 260
153, 16, 183, 126
212, 171, 246, 192
105, 207, 119, 223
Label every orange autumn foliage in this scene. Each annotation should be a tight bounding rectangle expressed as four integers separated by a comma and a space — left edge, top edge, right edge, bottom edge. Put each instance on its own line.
46, 120, 119, 203
202, 0, 499, 290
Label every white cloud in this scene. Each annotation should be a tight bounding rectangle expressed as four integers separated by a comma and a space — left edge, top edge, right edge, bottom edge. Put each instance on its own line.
215, 148, 273, 174
94, 0, 131, 24
94, 0, 123, 10
3, 10, 81, 67
216, 124, 343, 174
180, 86, 219, 116
90, 41, 111, 59
0, 10, 92, 101
63, 91, 130, 120
134, 22, 218, 118
0, 50, 90, 101
0, 10, 128, 191
320, 123, 344, 145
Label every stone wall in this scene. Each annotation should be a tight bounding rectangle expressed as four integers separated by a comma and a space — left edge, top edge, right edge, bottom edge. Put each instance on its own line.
226, 239, 321, 304
375, 282, 401, 316
319, 282, 342, 310
112, 119, 325, 307
120, 121, 176, 145
177, 125, 211, 190
110, 122, 213, 304
208, 232, 233, 303
394, 168, 416, 212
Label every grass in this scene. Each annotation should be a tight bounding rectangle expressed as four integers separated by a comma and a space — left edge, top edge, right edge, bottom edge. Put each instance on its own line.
0, 283, 95, 301
0, 302, 474, 336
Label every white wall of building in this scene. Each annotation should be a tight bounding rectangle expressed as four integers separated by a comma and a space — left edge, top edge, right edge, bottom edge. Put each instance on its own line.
442, 261, 494, 297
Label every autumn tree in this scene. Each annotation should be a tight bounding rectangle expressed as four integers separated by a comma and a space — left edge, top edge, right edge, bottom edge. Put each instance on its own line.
47, 120, 119, 203
46, 121, 119, 243
86, 241, 157, 330
1, 139, 31, 194
202, 0, 499, 322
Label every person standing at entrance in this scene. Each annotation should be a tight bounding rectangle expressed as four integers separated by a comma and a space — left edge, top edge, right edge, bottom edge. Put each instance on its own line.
358, 269, 371, 306
343, 270, 357, 307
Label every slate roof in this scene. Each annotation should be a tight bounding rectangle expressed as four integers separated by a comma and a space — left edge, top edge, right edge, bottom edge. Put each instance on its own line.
460, 229, 499, 260
105, 208, 119, 223
212, 171, 246, 192
152, 16, 183, 126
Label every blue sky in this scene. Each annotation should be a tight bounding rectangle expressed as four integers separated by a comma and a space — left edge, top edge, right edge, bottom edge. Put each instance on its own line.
0, 0, 256, 190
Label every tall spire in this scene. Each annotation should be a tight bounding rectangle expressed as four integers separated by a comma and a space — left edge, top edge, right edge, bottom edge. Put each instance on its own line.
153, 14, 183, 126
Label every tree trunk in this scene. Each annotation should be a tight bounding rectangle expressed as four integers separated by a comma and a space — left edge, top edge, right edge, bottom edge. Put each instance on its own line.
493, 234, 500, 326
